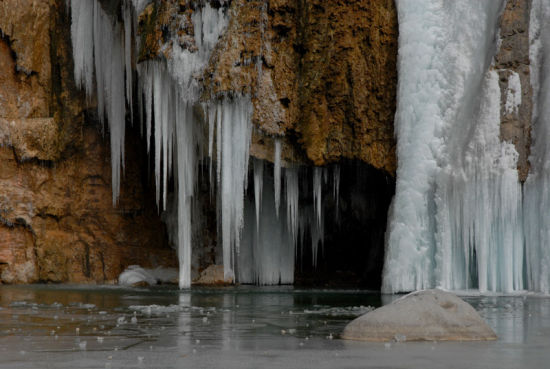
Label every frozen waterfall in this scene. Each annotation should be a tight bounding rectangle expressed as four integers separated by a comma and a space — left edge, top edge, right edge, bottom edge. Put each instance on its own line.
382, 0, 528, 293
523, 0, 550, 294
68, 0, 331, 287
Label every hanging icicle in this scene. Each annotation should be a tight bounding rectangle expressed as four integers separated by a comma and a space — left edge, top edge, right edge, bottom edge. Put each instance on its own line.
274, 138, 282, 217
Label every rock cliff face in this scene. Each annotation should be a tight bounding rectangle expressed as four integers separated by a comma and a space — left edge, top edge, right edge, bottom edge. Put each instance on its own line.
0, 0, 175, 284
0, 0, 538, 286
496, 0, 532, 182
140, 0, 398, 173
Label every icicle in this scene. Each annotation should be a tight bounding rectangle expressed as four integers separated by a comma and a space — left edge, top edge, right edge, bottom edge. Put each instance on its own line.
108, 32, 126, 204
140, 62, 153, 153
69, 0, 127, 204
69, 1, 94, 97
208, 104, 216, 182
153, 63, 163, 208
313, 167, 322, 229
254, 158, 264, 230
175, 97, 197, 289
311, 167, 324, 268
217, 97, 253, 282
333, 165, 340, 218
123, 1, 133, 120
239, 166, 295, 285
285, 167, 299, 249
274, 138, 282, 217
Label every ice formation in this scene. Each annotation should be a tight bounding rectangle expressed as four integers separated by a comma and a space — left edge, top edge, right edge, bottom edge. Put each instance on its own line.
253, 159, 264, 229
68, 0, 230, 288
239, 174, 294, 285
382, 0, 527, 293
274, 139, 282, 217
238, 164, 333, 285
210, 99, 253, 282
523, 0, 550, 293
69, 0, 130, 204
312, 167, 324, 267
285, 168, 300, 249
504, 72, 522, 115
68, 0, 336, 287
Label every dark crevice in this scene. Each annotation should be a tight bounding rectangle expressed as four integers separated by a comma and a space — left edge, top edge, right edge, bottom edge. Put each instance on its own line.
295, 161, 395, 289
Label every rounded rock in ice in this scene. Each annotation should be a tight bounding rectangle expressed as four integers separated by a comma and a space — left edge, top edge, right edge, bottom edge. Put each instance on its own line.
341, 289, 496, 342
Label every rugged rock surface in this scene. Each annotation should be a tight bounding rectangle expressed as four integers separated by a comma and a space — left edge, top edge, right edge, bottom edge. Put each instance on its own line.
140, 0, 398, 174
0, 0, 176, 284
495, 0, 532, 181
341, 289, 497, 342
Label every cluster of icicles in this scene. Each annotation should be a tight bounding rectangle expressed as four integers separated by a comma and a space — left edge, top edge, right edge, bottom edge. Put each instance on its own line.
67, 0, 338, 287
384, 0, 550, 294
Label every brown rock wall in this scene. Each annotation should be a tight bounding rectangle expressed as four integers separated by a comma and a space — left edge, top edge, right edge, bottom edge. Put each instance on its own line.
0, 0, 176, 284
140, 0, 398, 174
208, 0, 398, 173
496, 0, 532, 181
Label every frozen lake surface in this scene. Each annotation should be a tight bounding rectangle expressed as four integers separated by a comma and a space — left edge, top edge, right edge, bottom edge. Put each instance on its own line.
0, 285, 549, 368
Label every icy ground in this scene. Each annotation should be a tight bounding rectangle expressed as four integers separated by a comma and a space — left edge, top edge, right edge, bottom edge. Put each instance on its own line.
0, 285, 549, 368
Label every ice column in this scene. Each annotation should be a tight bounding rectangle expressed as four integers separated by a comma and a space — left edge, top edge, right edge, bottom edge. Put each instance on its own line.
285, 168, 300, 249
274, 139, 282, 217
69, 0, 231, 288
523, 0, 550, 293
253, 158, 264, 229
239, 167, 295, 285
214, 98, 253, 282
69, 0, 130, 204
383, 0, 524, 293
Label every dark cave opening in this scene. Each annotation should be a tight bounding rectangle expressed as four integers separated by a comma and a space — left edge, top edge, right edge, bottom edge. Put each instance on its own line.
293, 162, 395, 290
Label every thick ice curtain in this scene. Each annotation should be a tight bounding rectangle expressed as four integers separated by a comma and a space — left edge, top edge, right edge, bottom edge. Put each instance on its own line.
382, 0, 526, 293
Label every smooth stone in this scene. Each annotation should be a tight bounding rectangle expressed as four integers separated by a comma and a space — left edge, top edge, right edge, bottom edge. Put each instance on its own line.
341, 289, 497, 342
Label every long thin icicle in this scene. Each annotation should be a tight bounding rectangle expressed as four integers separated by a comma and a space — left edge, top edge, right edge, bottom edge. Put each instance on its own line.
274, 139, 282, 217
285, 168, 299, 249
254, 158, 264, 229
216, 98, 253, 282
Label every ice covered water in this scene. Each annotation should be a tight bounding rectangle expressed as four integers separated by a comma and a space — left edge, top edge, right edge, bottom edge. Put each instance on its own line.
2, 285, 550, 369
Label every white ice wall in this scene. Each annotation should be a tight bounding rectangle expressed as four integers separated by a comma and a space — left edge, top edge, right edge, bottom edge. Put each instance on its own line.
523, 0, 550, 294
382, 0, 528, 293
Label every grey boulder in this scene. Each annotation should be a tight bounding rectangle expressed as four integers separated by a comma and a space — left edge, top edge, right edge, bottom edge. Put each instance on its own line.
341, 289, 497, 342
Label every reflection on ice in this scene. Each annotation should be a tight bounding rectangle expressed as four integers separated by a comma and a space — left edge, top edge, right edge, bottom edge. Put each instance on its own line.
1, 285, 550, 368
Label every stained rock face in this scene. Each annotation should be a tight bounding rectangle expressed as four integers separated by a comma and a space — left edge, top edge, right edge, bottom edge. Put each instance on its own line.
495, 0, 532, 181
140, 0, 398, 174
341, 289, 497, 342
0, 0, 176, 284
